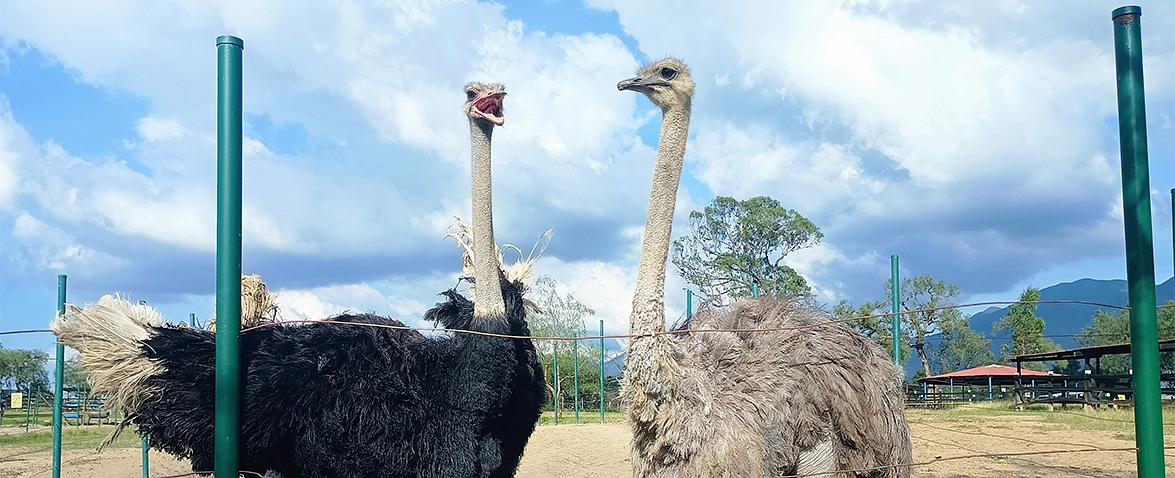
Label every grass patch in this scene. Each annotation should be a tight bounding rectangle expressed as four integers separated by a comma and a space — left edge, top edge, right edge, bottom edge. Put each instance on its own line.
0, 427, 143, 451
539, 410, 625, 425
907, 401, 1175, 441
1, 410, 49, 426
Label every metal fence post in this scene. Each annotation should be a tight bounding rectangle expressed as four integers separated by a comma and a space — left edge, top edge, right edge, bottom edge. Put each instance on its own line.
596, 317, 606, 422
552, 342, 559, 425
52, 274, 66, 478
1112, 6, 1165, 476
573, 332, 579, 423
891, 255, 901, 364
214, 34, 244, 478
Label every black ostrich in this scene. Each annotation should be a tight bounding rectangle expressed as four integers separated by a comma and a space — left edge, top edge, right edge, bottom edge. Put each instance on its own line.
51, 83, 545, 478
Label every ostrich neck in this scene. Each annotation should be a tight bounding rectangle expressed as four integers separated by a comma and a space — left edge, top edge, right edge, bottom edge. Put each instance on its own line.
630, 103, 691, 336
470, 119, 505, 317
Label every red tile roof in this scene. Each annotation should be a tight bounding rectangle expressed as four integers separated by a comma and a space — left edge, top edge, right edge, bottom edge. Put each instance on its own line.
924, 364, 1052, 380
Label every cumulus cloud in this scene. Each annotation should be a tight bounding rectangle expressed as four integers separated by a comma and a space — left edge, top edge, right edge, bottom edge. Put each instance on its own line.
3, 0, 1174, 332
0, 1, 646, 297
591, 0, 1175, 298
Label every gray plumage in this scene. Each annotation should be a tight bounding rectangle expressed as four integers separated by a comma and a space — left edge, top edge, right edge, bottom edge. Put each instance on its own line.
618, 58, 912, 478
634, 298, 912, 477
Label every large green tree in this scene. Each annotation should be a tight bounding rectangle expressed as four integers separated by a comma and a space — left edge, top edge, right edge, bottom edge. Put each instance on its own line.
840, 274, 971, 377
62, 357, 90, 390
0, 344, 50, 392
1077, 301, 1175, 374
936, 313, 995, 373
529, 276, 605, 416
992, 287, 1058, 370
671, 196, 822, 300
832, 299, 910, 363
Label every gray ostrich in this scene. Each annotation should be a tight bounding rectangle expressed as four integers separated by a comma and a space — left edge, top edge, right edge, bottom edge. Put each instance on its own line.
618, 58, 912, 478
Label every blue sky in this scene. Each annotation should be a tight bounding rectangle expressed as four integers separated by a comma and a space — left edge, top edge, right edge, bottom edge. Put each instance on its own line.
1, 1, 1174, 356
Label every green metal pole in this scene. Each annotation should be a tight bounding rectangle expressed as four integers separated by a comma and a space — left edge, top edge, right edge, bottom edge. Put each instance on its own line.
752, 282, 759, 298
190, 313, 197, 328
1112, 7, 1165, 476
891, 255, 901, 364
143, 435, 149, 478
214, 34, 244, 478
52, 274, 65, 478
25, 384, 31, 432
686, 289, 692, 319
552, 342, 559, 425
573, 332, 579, 423
599, 320, 604, 422
33, 389, 39, 427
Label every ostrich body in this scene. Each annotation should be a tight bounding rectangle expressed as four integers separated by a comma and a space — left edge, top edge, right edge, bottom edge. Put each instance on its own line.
51, 83, 544, 478
619, 59, 912, 478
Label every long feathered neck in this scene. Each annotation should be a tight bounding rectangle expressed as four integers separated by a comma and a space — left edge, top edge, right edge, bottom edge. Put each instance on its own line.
470, 119, 506, 317
623, 101, 692, 430
629, 102, 691, 336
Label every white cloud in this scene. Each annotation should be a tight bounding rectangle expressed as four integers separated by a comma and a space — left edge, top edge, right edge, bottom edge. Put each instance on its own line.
137, 117, 187, 143
590, 0, 1174, 297
4, 0, 1174, 323
12, 212, 48, 237
0, 0, 646, 284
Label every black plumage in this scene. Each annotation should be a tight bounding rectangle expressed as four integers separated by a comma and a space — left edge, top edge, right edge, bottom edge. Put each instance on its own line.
130, 275, 543, 477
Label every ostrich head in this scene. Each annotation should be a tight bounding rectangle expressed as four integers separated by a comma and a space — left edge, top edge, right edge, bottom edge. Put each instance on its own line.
617, 58, 695, 110
464, 82, 506, 126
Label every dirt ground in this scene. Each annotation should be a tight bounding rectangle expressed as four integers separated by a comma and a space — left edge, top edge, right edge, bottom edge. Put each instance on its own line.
0, 410, 1170, 477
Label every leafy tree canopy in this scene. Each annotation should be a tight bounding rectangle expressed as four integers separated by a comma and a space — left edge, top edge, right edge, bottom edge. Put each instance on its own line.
529, 276, 607, 414
992, 287, 1058, 370
672, 196, 822, 300
838, 274, 988, 377
0, 344, 50, 392
1077, 301, 1175, 374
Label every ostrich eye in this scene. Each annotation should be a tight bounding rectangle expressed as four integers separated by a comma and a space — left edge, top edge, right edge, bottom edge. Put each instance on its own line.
466, 90, 477, 100
659, 67, 678, 80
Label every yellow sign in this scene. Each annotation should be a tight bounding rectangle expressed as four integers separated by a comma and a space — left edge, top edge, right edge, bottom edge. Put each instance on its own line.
10, 392, 22, 409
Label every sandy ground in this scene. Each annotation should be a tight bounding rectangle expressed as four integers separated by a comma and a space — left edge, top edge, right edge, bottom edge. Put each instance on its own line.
0, 414, 1169, 477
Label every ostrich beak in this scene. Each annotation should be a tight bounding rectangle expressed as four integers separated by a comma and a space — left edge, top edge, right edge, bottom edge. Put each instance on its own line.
472, 93, 506, 126
617, 77, 643, 91
617, 76, 666, 92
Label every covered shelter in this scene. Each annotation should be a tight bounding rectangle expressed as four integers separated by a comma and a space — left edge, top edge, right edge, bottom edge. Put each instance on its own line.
910, 365, 1052, 405
1012, 338, 1175, 375
921, 364, 1052, 387
1011, 339, 1175, 408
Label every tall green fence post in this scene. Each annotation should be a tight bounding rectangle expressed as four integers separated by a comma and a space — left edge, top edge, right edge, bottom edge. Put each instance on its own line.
552, 342, 559, 424
190, 312, 197, 328
25, 384, 31, 432
890, 255, 901, 364
52, 274, 66, 478
573, 332, 579, 423
752, 282, 759, 298
1112, 6, 1165, 476
215, 34, 244, 478
598, 320, 604, 422
142, 435, 149, 478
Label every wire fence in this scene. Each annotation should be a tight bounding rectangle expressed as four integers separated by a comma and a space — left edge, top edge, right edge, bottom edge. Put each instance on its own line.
2, 298, 1172, 476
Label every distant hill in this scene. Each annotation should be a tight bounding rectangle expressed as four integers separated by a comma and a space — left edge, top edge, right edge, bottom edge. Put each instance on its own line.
607, 277, 1175, 379
903, 277, 1174, 378
969, 277, 1175, 351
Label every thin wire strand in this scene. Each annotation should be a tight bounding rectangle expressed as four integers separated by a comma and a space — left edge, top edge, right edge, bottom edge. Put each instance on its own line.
0, 299, 1148, 340
0, 329, 51, 336
776, 445, 1168, 478
237, 299, 1136, 341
